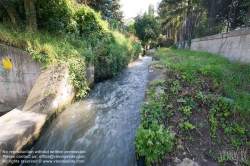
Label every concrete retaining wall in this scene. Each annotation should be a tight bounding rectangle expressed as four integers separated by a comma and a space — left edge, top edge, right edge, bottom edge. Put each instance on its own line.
0, 45, 95, 166
0, 44, 43, 108
0, 63, 76, 166
0, 44, 95, 110
190, 27, 250, 63
86, 63, 95, 88
22, 64, 75, 114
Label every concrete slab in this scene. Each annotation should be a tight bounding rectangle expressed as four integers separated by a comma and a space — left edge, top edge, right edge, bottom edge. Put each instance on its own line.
22, 64, 75, 115
0, 107, 46, 166
143, 50, 166, 102
0, 45, 93, 165
0, 64, 75, 165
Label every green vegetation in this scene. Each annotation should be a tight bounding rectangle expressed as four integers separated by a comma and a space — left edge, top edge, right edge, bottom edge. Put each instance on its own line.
84, 0, 123, 23
134, 5, 161, 48
135, 121, 175, 165
158, 0, 202, 41
127, 21, 136, 35
0, 1, 142, 99
135, 47, 250, 165
157, 0, 250, 42
134, 80, 175, 165
156, 48, 250, 114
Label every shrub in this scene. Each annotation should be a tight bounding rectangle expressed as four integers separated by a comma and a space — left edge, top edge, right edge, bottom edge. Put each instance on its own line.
74, 6, 108, 36
36, 0, 72, 33
135, 121, 175, 165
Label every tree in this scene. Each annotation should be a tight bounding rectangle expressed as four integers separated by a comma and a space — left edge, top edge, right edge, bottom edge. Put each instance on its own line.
110, 0, 123, 22
148, 4, 155, 16
127, 21, 136, 34
24, 0, 37, 31
158, 0, 250, 42
0, 0, 23, 27
0, 0, 37, 31
35, 0, 71, 32
0, 0, 72, 32
157, 0, 202, 40
88, 0, 123, 22
134, 12, 161, 47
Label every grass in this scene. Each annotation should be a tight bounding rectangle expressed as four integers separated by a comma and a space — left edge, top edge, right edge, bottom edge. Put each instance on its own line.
135, 47, 250, 165
0, 23, 91, 98
0, 23, 92, 64
155, 47, 250, 115
0, 22, 142, 98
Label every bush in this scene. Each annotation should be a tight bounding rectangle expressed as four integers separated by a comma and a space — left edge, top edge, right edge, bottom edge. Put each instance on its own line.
93, 31, 142, 81
74, 6, 108, 36
36, 0, 72, 33
157, 36, 174, 48
135, 121, 175, 165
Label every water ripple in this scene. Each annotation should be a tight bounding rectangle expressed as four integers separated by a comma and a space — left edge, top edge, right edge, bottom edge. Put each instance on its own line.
22, 56, 152, 166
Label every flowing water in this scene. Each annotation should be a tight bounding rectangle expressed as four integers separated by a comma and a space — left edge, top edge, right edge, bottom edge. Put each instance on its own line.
22, 56, 152, 166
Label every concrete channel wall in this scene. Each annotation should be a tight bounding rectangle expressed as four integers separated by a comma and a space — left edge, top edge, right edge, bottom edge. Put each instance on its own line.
176, 27, 250, 63
0, 44, 43, 108
0, 64, 76, 166
0, 45, 95, 166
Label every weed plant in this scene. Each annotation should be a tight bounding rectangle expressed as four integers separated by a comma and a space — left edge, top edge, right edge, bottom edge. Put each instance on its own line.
155, 47, 250, 115
135, 80, 175, 165
135, 47, 250, 165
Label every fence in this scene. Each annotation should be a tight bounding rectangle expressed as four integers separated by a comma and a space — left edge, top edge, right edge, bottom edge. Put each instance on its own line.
171, 0, 250, 44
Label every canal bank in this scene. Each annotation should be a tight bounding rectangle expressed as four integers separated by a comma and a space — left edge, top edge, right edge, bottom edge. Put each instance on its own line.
20, 55, 152, 166
0, 47, 152, 166
0, 44, 94, 166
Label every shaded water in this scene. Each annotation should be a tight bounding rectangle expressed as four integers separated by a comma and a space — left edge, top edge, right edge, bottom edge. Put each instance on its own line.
22, 56, 152, 166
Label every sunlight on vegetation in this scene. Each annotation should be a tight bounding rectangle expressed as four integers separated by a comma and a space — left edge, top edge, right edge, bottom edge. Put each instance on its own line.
135, 47, 250, 165
155, 47, 250, 114
0, 2, 142, 99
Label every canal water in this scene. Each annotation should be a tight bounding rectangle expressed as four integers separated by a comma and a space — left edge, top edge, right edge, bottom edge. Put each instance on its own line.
22, 56, 152, 166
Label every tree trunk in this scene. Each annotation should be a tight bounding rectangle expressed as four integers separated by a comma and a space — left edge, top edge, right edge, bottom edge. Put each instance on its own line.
0, 0, 23, 27
187, 0, 191, 16
248, 6, 250, 19
24, 0, 37, 32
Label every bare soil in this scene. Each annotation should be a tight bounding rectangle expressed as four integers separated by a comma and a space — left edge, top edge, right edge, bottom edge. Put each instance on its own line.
146, 62, 249, 166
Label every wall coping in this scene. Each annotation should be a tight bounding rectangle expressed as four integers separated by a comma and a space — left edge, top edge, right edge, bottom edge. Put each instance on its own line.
192, 27, 250, 42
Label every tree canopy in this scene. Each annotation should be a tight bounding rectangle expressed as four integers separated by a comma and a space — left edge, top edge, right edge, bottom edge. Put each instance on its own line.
78, 0, 123, 22
0, 0, 37, 31
157, 0, 250, 41
0, 0, 123, 32
134, 5, 161, 47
